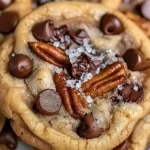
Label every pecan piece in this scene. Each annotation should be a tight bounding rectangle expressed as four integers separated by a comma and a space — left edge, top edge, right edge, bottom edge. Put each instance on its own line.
82, 61, 127, 98
54, 71, 90, 119
29, 42, 70, 68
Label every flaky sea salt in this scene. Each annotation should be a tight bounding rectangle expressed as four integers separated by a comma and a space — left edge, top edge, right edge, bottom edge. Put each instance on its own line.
133, 85, 139, 91
85, 45, 92, 53
75, 81, 82, 90
106, 49, 116, 57
117, 85, 124, 90
112, 57, 118, 62
65, 49, 69, 55
77, 46, 85, 53
99, 52, 106, 60
87, 73, 93, 80
100, 64, 106, 69
66, 79, 77, 88
60, 44, 66, 50
53, 41, 60, 47
65, 35, 70, 42
55, 67, 63, 73
83, 38, 90, 46
61, 36, 65, 43
92, 49, 96, 54
118, 95, 123, 100
96, 67, 100, 74
86, 96, 93, 103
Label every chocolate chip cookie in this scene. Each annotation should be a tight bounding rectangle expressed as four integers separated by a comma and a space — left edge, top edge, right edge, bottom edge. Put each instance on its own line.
0, 2, 150, 150
0, 0, 32, 149
0, 0, 32, 43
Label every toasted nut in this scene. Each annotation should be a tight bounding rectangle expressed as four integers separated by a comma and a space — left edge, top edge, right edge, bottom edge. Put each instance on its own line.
29, 42, 70, 67
82, 61, 127, 98
54, 71, 90, 119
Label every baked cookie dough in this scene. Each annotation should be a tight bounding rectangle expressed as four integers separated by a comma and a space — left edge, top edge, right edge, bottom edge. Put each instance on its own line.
127, 113, 150, 150
0, 0, 32, 149
1, 2, 150, 150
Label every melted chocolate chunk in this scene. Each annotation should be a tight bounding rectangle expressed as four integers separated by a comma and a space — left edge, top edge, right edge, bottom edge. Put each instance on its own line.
8, 54, 33, 78
141, 0, 150, 20
0, 120, 17, 149
36, 89, 62, 115
69, 29, 89, 45
100, 13, 124, 35
123, 49, 150, 71
77, 113, 103, 139
0, 12, 19, 34
32, 20, 57, 42
54, 25, 68, 40
71, 53, 102, 78
113, 140, 128, 150
72, 54, 91, 79
119, 84, 144, 103
0, 0, 13, 9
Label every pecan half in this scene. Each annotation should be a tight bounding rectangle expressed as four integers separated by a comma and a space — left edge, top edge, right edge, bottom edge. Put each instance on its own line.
82, 61, 127, 98
54, 71, 90, 119
126, 12, 150, 38
29, 42, 70, 67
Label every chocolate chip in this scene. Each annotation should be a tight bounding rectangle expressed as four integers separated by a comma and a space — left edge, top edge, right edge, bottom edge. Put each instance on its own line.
54, 25, 68, 40
0, 0, 13, 9
113, 140, 128, 150
77, 113, 103, 139
141, 0, 150, 20
0, 11, 19, 34
8, 54, 33, 78
36, 89, 62, 115
100, 13, 124, 35
123, 49, 150, 71
119, 84, 144, 103
69, 29, 89, 45
72, 54, 91, 79
0, 120, 17, 149
32, 20, 57, 42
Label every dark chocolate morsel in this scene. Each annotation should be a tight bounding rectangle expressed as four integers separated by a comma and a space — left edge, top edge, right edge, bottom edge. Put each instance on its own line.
0, 120, 17, 149
77, 113, 103, 139
119, 84, 144, 103
0, 0, 13, 9
123, 49, 150, 71
113, 140, 128, 150
100, 13, 124, 35
36, 89, 62, 115
141, 0, 150, 20
69, 29, 89, 45
8, 54, 33, 78
0, 11, 19, 34
72, 54, 91, 79
54, 25, 68, 40
32, 20, 57, 42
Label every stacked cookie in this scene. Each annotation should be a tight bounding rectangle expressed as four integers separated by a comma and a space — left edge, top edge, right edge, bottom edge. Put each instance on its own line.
0, 0, 150, 150
0, 0, 32, 149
